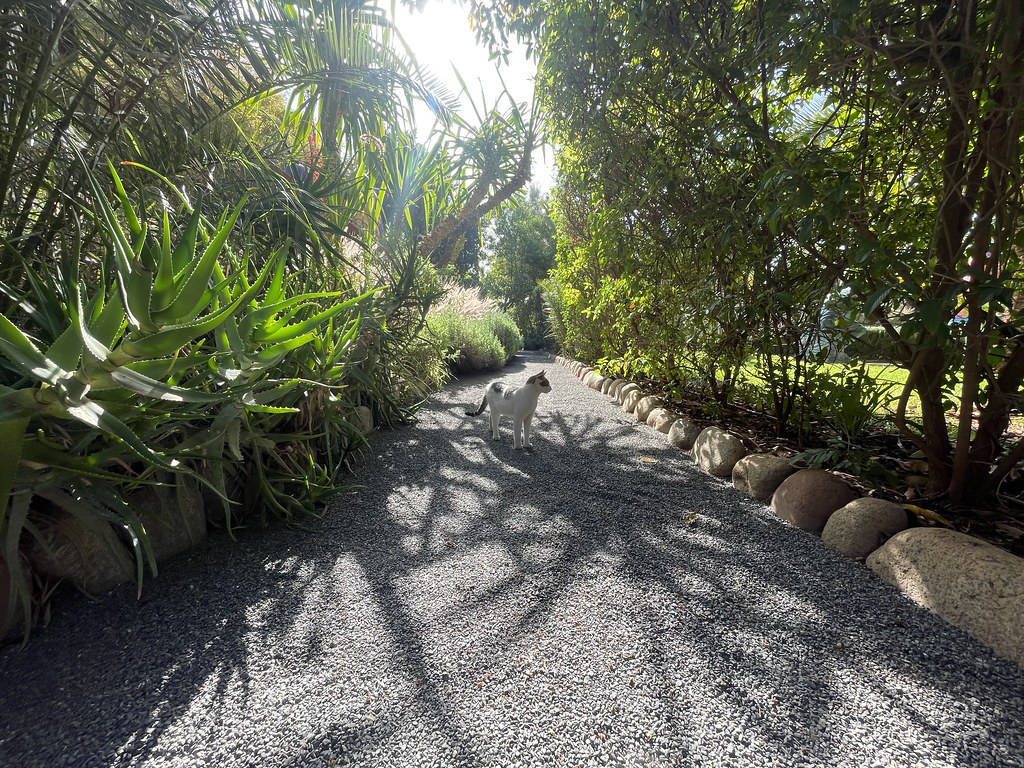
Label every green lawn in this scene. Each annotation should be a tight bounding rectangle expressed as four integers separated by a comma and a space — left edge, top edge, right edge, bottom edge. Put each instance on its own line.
730, 358, 979, 435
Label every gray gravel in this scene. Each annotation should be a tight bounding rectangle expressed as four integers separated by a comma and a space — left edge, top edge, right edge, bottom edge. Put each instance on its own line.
2, 351, 1023, 768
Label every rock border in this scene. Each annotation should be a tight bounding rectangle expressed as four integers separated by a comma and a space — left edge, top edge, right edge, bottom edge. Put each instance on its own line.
551, 354, 1024, 668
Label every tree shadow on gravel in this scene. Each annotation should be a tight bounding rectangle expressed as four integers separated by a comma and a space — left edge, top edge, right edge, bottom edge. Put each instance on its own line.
1, 353, 1022, 768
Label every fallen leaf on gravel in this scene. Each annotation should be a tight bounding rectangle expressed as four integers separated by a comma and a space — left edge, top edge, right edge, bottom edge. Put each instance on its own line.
639, 457, 658, 464
621, 649, 637, 660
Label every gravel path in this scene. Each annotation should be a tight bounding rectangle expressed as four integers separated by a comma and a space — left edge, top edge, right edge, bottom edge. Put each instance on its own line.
2, 351, 1023, 768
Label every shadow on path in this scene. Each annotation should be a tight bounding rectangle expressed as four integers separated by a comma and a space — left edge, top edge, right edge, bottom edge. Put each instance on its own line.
1, 352, 1022, 768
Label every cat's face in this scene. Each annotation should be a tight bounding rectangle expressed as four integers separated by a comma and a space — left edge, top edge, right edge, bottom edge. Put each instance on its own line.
528, 370, 552, 393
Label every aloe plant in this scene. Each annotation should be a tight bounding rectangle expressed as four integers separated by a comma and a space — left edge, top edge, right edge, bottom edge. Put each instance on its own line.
0, 164, 379, 638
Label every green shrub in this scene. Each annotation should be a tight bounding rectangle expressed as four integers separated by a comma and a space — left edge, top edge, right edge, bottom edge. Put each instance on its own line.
426, 309, 519, 373
479, 312, 523, 361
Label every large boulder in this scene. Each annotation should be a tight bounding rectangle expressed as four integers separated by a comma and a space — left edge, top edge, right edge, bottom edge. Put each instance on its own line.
30, 512, 134, 595
635, 395, 663, 423
823, 498, 909, 559
732, 454, 797, 501
130, 480, 208, 563
867, 528, 1024, 666
693, 427, 747, 477
617, 383, 640, 405
771, 469, 858, 531
667, 418, 701, 450
622, 389, 644, 414
647, 408, 677, 434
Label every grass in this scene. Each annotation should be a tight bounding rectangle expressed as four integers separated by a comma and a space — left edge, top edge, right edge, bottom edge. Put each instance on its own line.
732, 358, 1024, 439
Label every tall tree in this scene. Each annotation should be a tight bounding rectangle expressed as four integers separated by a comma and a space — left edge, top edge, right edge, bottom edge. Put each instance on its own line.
482, 186, 556, 347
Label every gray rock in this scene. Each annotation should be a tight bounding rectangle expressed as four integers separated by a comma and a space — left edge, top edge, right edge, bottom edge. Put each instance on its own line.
693, 427, 747, 477
646, 408, 677, 434
609, 379, 627, 398
635, 395, 663, 423
822, 498, 909, 559
667, 418, 701, 450
732, 454, 797, 501
771, 469, 858, 531
868, 528, 1024, 666
600, 377, 615, 395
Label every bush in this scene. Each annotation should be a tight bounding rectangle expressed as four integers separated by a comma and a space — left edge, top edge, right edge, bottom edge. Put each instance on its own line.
479, 312, 523, 361
426, 309, 521, 373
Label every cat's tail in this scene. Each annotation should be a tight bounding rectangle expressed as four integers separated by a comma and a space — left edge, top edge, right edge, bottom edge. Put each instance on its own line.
465, 393, 488, 417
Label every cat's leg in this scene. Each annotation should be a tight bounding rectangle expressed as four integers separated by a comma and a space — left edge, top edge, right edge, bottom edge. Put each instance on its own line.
523, 413, 533, 448
490, 410, 500, 440
513, 418, 523, 449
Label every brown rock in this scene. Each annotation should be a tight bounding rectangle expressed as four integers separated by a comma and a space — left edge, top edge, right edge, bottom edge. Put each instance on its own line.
354, 405, 373, 435
693, 427, 747, 476
129, 480, 208, 564
771, 469, 858, 531
622, 389, 643, 414
617, 383, 640, 405
30, 512, 134, 595
647, 408, 677, 434
635, 396, 663, 423
667, 418, 701, 450
867, 528, 1024, 666
732, 454, 797, 501
822, 498, 909, 559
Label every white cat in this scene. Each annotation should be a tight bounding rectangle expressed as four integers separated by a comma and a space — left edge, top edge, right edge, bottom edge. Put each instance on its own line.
465, 370, 552, 449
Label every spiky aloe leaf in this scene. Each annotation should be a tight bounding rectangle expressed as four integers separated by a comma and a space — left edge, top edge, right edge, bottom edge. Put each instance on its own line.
108, 368, 231, 404
150, 210, 176, 312
85, 164, 152, 332
237, 292, 343, 340
19, 439, 152, 483
45, 325, 82, 373
63, 399, 181, 472
2, 493, 31, 638
0, 314, 72, 386
152, 196, 248, 326
171, 207, 203, 277
254, 302, 355, 344
116, 251, 279, 360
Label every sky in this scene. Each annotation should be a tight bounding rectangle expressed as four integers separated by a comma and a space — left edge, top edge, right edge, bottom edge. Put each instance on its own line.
391, 0, 556, 191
